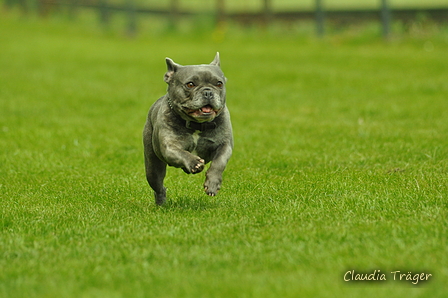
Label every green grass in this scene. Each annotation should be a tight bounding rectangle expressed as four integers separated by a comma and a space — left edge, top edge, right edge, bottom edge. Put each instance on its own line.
1, 13, 448, 298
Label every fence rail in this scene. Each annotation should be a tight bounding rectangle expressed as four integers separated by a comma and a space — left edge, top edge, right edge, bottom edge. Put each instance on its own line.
3, 0, 448, 38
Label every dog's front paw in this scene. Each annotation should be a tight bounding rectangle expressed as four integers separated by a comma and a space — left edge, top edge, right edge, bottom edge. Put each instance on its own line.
203, 179, 221, 196
183, 157, 205, 174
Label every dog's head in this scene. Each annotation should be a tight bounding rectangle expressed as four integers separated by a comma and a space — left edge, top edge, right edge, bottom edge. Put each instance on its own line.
164, 53, 227, 123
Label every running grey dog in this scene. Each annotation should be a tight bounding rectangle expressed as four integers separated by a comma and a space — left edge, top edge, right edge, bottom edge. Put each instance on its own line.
143, 53, 233, 205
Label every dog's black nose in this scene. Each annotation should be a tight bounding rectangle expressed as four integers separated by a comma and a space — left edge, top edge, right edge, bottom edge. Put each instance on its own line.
203, 89, 214, 100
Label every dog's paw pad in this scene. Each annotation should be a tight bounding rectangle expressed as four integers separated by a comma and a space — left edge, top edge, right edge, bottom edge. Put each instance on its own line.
205, 190, 217, 196
190, 159, 205, 174
195, 160, 204, 169
204, 184, 219, 196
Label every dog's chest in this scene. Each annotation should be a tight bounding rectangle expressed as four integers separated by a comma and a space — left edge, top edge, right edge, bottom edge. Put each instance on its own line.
191, 130, 201, 155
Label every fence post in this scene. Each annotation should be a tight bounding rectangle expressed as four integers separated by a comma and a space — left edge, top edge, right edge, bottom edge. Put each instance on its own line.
380, 0, 391, 39
37, 0, 50, 17
263, 0, 272, 25
169, 0, 179, 30
67, 0, 78, 20
216, 0, 226, 25
126, 0, 137, 36
98, 0, 110, 27
315, 0, 325, 37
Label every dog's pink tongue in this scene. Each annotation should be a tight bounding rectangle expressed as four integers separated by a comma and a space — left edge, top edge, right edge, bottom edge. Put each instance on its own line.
201, 106, 213, 113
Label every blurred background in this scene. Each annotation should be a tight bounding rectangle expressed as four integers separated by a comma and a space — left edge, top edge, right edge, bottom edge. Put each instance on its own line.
2, 0, 448, 38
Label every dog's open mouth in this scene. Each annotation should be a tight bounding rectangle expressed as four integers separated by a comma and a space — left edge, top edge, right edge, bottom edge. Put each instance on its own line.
186, 105, 217, 118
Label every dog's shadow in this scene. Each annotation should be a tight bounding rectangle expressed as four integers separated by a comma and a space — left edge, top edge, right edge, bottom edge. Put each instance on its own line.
161, 196, 220, 211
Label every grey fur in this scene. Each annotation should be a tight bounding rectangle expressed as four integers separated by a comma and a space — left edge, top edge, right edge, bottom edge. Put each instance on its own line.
143, 53, 233, 205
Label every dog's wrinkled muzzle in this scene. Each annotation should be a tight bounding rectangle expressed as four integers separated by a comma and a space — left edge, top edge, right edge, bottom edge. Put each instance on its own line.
185, 105, 220, 121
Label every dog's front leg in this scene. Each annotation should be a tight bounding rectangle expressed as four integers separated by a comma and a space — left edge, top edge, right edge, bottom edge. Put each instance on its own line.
159, 138, 206, 174
204, 143, 233, 196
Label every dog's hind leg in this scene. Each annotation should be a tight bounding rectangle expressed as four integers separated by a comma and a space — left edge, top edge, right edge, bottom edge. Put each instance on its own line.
143, 125, 167, 205
144, 151, 167, 205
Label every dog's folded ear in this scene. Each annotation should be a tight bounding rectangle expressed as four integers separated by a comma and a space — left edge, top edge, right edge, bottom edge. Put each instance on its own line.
164, 58, 181, 83
210, 52, 220, 67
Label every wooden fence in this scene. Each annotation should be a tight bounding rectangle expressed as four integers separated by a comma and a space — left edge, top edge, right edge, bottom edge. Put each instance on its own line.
3, 0, 448, 38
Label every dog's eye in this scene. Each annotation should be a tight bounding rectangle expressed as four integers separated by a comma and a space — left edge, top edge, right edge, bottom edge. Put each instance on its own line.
216, 81, 223, 88
186, 82, 195, 88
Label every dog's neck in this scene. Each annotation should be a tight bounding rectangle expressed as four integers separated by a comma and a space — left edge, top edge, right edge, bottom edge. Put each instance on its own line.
186, 120, 217, 131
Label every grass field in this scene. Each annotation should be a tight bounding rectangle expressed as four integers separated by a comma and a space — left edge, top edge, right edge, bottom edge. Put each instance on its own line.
1, 12, 447, 298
